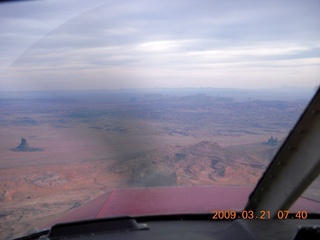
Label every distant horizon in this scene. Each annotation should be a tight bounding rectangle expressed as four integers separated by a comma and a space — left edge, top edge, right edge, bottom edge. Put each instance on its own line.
0, 86, 316, 103
0, 85, 318, 92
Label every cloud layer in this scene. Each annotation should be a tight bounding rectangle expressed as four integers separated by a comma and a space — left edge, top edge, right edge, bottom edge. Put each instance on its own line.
1, 0, 320, 90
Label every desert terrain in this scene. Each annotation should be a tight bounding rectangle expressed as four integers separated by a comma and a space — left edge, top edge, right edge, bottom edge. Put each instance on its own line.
0, 88, 316, 239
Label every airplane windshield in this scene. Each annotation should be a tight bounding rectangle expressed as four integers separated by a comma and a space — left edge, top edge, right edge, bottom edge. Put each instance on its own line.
0, 0, 319, 239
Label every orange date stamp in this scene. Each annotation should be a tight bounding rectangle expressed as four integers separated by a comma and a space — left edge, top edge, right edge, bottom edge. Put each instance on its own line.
212, 210, 308, 220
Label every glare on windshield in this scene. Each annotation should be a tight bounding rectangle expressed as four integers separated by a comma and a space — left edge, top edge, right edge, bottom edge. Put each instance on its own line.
0, 0, 319, 239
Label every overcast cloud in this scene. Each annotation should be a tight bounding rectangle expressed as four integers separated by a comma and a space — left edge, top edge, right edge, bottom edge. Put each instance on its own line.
1, 0, 319, 90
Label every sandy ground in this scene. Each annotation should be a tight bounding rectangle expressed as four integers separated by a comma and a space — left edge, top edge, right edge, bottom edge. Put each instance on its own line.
0, 122, 279, 239
0, 95, 302, 239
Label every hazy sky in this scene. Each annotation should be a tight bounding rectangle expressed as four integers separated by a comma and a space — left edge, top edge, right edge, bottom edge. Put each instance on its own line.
1, 0, 319, 91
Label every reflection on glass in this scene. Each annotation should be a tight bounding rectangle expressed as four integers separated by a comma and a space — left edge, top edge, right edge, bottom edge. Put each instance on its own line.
0, 0, 319, 239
